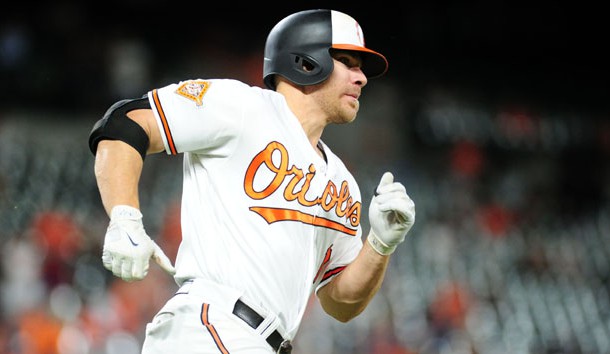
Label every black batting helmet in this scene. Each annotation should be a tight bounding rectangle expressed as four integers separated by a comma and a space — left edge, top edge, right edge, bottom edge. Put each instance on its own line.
263, 9, 388, 90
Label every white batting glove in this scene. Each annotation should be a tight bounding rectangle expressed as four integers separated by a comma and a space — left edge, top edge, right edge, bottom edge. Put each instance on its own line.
102, 205, 176, 282
368, 172, 416, 255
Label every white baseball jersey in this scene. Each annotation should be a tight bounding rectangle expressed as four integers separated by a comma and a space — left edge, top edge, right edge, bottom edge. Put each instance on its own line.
147, 78, 363, 338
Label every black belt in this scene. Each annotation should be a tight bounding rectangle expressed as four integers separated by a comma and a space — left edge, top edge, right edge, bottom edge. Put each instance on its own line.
232, 299, 292, 354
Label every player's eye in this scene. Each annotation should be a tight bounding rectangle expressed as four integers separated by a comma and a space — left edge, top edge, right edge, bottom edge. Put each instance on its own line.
331, 50, 362, 69
338, 57, 352, 66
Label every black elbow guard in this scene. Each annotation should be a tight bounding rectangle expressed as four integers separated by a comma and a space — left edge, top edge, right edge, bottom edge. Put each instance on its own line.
88, 97, 151, 160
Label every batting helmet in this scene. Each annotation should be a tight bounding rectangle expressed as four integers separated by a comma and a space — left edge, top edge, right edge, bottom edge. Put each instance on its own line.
263, 9, 388, 90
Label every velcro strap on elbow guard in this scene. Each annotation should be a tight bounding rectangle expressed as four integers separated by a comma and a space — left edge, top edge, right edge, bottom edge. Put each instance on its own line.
88, 97, 151, 160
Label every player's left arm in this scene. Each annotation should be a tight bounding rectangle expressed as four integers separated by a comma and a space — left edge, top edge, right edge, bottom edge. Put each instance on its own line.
317, 241, 391, 322
317, 172, 415, 322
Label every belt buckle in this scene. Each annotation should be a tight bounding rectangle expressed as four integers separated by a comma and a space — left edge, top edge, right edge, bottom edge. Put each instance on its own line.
276, 339, 292, 354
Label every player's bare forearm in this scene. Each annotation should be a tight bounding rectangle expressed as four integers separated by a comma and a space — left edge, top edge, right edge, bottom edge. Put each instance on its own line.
317, 238, 390, 322
94, 109, 162, 216
94, 140, 144, 216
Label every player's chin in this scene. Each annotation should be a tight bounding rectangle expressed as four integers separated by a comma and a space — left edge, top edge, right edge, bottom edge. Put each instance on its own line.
332, 102, 359, 124
347, 104, 360, 121
342, 97, 359, 113
338, 112, 358, 124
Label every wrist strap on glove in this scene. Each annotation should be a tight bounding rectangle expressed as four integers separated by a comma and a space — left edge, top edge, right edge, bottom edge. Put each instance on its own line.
111, 205, 143, 220
367, 233, 396, 256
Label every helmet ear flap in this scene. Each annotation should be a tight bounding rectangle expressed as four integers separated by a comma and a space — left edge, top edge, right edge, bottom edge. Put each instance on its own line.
291, 54, 323, 76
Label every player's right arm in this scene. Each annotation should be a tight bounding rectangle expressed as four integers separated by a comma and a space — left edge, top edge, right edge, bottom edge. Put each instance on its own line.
94, 108, 162, 213
89, 99, 174, 282
90, 98, 162, 215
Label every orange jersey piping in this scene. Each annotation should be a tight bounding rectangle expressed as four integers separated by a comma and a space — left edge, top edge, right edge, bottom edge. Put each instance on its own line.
151, 89, 178, 155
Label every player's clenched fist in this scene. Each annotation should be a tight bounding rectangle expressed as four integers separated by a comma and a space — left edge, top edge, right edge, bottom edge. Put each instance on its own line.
367, 172, 415, 255
102, 205, 176, 282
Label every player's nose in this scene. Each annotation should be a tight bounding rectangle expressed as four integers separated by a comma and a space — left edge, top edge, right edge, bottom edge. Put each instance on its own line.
354, 67, 368, 87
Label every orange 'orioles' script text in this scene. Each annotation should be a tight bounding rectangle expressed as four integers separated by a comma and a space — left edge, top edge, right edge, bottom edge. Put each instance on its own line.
244, 141, 360, 236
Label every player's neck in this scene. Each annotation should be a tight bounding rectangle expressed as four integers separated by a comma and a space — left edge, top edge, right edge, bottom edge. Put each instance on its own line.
280, 89, 327, 149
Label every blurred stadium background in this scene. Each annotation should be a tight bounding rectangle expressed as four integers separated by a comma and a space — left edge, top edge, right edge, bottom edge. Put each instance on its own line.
0, 2, 608, 354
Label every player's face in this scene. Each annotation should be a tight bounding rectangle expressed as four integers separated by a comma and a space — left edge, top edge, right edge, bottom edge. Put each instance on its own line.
309, 50, 368, 124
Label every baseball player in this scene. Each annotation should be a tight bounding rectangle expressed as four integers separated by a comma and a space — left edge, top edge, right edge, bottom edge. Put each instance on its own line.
88, 9, 415, 354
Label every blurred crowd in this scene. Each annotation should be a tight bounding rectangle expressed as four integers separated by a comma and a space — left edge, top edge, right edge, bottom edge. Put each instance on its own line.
1, 3, 610, 354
